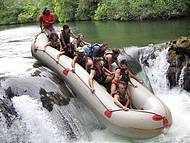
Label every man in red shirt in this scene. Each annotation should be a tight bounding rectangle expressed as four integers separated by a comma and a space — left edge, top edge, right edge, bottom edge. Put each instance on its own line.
39, 7, 57, 36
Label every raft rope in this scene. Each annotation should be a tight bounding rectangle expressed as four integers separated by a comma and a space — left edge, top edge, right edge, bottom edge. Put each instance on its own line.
33, 36, 109, 111
33, 34, 170, 123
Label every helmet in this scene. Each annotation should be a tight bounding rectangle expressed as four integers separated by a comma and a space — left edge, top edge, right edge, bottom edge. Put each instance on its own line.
76, 47, 85, 53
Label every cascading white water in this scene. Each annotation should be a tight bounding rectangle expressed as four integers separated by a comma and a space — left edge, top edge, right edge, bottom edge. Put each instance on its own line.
1, 26, 190, 143
138, 47, 190, 143
178, 66, 186, 88
144, 47, 170, 94
12, 95, 66, 143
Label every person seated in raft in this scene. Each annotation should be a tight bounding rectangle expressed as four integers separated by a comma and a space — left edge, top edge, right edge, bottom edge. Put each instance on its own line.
113, 83, 130, 111
103, 48, 120, 72
44, 33, 63, 63
60, 25, 75, 58
72, 33, 90, 49
83, 43, 108, 59
39, 7, 57, 36
71, 47, 89, 72
110, 59, 144, 95
88, 57, 113, 93
83, 43, 109, 71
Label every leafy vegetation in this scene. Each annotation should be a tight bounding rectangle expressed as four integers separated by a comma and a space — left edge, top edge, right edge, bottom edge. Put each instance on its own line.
0, 0, 190, 25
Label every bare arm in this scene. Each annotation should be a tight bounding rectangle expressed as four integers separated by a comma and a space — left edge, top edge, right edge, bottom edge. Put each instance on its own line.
71, 56, 77, 70
58, 39, 63, 52
70, 31, 77, 39
110, 83, 117, 95
44, 42, 51, 49
83, 41, 91, 46
114, 95, 128, 110
103, 67, 113, 76
111, 69, 122, 95
88, 69, 95, 93
124, 94, 130, 108
107, 55, 113, 72
84, 57, 89, 70
72, 39, 78, 49
129, 70, 143, 84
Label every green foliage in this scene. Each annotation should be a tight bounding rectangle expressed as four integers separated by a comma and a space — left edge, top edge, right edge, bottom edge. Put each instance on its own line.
61, 0, 79, 21
94, 0, 190, 21
76, 0, 100, 20
18, 5, 38, 23
0, 0, 190, 25
94, 3, 108, 20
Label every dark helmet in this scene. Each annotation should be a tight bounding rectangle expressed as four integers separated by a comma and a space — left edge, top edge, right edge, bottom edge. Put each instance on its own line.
42, 7, 50, 15
63, 24, 69, 30
93, 57, 102, 65
120, 59, 128, 66
112, 48, 120, 55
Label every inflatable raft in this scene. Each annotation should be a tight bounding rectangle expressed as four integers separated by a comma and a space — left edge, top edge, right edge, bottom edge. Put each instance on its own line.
31, 33, 172, 139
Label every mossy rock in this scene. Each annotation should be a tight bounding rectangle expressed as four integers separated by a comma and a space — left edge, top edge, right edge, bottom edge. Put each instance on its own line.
31, 70, 41, 77
167, 36, 190, 63
175, 36, 190, 49
167, 50, 176, 64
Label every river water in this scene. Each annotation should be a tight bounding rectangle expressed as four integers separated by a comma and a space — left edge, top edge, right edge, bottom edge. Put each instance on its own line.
0, 19, 190, 143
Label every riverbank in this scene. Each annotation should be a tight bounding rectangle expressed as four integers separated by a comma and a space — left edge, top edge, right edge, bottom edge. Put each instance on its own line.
0, 0, 190, 25
0, 15, 190, 27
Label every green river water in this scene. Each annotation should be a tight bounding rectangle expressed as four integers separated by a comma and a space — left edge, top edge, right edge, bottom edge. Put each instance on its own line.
65, 18, 190, 48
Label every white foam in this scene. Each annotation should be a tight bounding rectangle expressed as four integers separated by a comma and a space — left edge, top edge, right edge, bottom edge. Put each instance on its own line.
142, 47, 190, 142
12, 95, 65, 143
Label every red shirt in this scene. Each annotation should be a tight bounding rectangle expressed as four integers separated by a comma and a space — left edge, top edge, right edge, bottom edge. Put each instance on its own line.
39, 13, 56, 29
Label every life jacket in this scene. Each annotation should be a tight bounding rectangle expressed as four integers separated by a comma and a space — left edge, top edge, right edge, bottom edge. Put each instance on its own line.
61, 30, 70, 45
120, 69, 130, 85
76, 55, 86, 69
113, 91, 128, 106
90, 65, 107, 84
111, 67, 131, 88
50, 40, 60, 51
103, 52, 117, 69
61, 31, 75, 58
65, 49, 75, 59
76, 39, 85, 48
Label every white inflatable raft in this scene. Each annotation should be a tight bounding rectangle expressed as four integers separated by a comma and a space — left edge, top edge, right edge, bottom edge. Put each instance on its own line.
31, 33, 172, 139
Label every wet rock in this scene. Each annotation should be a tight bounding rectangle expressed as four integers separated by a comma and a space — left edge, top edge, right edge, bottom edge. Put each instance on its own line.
184, 61, 190, 91
4, 87, 15, 99
0, 98, 17, 127
0, 86, 17, 127
168, 36, 190, 64
166, 61, 177, 88
2, 77, 70, 112
39, 88, 69, 112
31, 69, 41, 77
167, 36, 190, 91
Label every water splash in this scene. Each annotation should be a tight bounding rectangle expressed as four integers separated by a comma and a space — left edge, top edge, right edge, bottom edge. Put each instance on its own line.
144, 48, 170, 94
12, 95, 66, 143
178, 66, 186, 88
